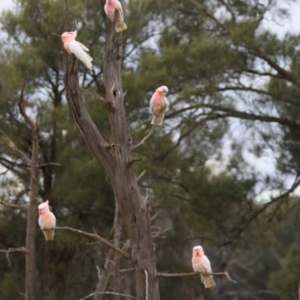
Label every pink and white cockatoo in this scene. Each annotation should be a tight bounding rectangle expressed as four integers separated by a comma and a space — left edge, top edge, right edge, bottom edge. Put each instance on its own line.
150, 86, 169, 126
61, 30, 93, 70
192, 245, 216, 288
38, 201, 56, 241
104, 0, 127, 32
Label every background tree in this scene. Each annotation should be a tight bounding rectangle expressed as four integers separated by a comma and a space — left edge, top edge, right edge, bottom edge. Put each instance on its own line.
0, 0, 299, 299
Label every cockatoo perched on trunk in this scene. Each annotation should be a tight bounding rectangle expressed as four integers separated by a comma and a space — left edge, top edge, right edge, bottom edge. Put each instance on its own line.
150, 86, 169, 126
192, 245, 216, 288
38, 201, 56, 241
104, 0, 127, 32
61, 30, 93, 70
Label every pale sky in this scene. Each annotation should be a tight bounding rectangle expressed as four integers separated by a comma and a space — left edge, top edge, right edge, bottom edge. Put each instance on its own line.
0, 0, 13, 11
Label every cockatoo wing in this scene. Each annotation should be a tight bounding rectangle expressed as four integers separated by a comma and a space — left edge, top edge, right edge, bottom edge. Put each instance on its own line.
51, 212, 56, 228
76, 41, 90, 52
165, 96, 169, 109
39, 213, 56, 230
104, 5, 110, 20
115, 1, 127, 32
69, 41, 93, 70
38, 217, 42, 229
149, 95, 154, 110
116, 0, 124, 16
203, 255, 212, 273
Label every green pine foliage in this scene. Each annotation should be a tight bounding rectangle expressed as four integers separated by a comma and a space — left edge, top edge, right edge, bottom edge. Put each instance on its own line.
0, 0, 299, 299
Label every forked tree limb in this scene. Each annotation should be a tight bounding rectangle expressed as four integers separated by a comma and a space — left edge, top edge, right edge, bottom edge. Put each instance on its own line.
55, 226, 131, 259
133, 126, 154, 150
0, 129, 31, 165
0, 247, 27, 267
81, 88, 107, 104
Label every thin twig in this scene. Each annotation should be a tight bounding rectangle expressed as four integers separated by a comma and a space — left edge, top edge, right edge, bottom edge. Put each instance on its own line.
0, 129, 31, 165
119, 268, 134, 273
144, 270, 148, 300
18, 81, 34, 130
0, 247, 27, 267
81, 88, 107, 103
79, 291, 137, 300
156, 271, 237, 283
93, 228, 130, 259
55, 226, 131, 259
128, 157, 141, 165
133, 126, 154, 150
37, 162, 63, 168
136, 170, 146, 182
52, 32, 61, 38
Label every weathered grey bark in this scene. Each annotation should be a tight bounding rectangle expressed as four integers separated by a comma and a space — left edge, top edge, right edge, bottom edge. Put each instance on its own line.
113, 203, 121, 300
25, 120, 39, 300
93, 250, 115, 300
62, 16, 160, 300
18, 94, 39, 300
93, 203, 122, 300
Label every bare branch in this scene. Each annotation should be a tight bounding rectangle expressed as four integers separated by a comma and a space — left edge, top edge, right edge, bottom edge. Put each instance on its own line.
0, 247, 27, 267
144, 270, 149, 300
0, 129, 31, 165
93, 250, 114, 300
81, 88, 107, 104
133, 126, 154, 150
128, 157, 141, 165
0, 199, 28, 210
80, 291, 137, 300
157, 271, 237, 284
52, 32, 61, 38
37, 162, 62, 168
136, 170, 146, 182
92, 236, 126, 262
18, 81, 35, 130
55, 226, 131, 259
120, 268, 134, 273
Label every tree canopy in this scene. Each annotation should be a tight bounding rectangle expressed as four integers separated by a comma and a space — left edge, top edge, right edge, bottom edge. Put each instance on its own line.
0, 0, 299, 299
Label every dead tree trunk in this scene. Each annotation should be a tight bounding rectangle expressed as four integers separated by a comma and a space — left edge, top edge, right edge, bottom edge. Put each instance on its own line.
25, 119, 39, 300
93, 203, 122, 300
18, 94, 39, 300
62, 17, 160, 300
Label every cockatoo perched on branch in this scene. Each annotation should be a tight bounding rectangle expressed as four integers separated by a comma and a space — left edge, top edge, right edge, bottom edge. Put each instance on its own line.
38, 201, 56, 241
104, 0, 127, 32
150, 86, 169, 126
192, 245, 216, 288
61, 30, 93, 70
